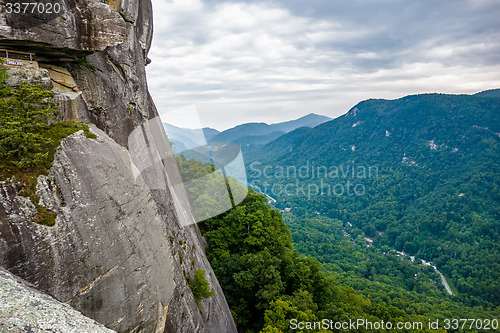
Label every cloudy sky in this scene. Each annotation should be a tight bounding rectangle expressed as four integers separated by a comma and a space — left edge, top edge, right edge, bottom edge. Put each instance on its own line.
146, 0, 500, 130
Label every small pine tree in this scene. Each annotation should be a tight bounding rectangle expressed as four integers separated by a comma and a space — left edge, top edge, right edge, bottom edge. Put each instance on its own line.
0, 68, 11, 97
0, 71, 57, 169
0, 69, 95, 226
188, 269, 215, 307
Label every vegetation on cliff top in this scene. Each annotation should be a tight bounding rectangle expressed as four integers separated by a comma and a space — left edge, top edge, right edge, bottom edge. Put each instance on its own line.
0, 69, 95, 226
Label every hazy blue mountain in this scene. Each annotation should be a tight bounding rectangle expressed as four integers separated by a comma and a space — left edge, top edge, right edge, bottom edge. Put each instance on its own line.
210, 123, 276, 143
202, 127, 220, 141
163, 123, 220, 153
269, 112, 333, 132
209, 113, 331, 153
229, 131, 286, 152
246, 90, 500, 308
164, 113, 331, 155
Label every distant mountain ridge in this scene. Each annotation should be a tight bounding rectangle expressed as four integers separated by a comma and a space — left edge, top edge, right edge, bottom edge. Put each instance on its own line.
474, 88, 500, 98
248, 89, 500, 164
209, 113, 331, 145
164, 113, 331, 154
163, 123, 220, 152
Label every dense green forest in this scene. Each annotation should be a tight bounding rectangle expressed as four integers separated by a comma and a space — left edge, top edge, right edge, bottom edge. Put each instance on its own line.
246, 91, 500, 311
176, 155, 500, 332
283, 213, 499, 324
199, 189, 444, 333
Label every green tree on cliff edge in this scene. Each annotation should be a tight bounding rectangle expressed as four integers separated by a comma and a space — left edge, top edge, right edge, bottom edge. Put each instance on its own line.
0, 70, 57, 169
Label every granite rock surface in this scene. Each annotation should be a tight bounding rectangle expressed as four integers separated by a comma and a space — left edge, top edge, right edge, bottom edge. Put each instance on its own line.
0, 1, 237, 332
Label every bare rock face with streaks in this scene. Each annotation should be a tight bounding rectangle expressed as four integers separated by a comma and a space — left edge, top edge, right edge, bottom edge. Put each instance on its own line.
1, 127, 176, 332
0, 268, 116, 333
0, 0, 127, 56
0, 1, 237, 332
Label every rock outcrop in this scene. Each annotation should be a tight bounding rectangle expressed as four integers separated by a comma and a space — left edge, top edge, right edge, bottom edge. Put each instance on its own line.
0, 0, 127, 59
1, 127, 176, 332
0, 1, 237, 332
0, 268, 115, 333
2, 59, 53, 90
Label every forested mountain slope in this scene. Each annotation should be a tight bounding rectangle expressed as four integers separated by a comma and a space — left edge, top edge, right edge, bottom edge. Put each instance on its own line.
247, 91, 500, 308
176, 155, 450, 333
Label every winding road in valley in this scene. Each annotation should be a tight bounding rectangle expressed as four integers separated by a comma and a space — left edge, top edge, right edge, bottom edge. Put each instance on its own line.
354, 232, 454, 296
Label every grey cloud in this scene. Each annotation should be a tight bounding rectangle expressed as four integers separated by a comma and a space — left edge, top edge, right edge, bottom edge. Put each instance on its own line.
147, 0, 500, 130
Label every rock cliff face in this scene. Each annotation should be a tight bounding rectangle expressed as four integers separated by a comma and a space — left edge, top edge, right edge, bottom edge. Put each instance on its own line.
0, 268, 115, 333
0, 1, 237, 332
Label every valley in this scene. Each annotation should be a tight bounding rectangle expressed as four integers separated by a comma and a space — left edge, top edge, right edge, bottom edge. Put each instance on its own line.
240, 90, 499, 327
180, 89, 499, 332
